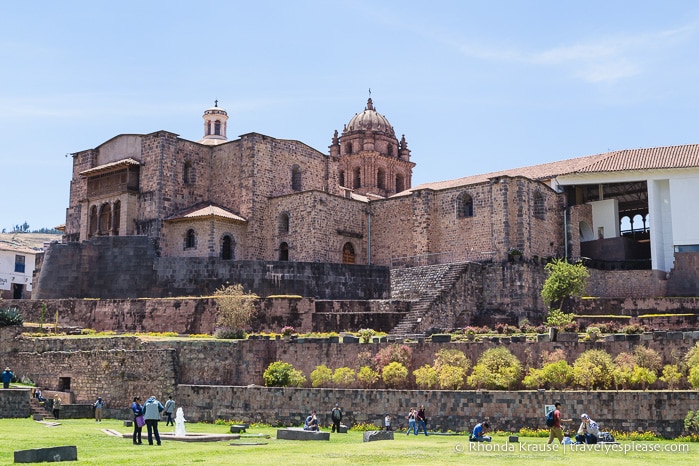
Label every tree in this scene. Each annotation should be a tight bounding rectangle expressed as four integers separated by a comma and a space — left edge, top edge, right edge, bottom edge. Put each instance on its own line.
374, 344, 412, 372
541, 259, 589, 310
263, 361, 306, 387
434, 348, 471, 372
438, 365, 466, 390
467, 347, 523, 390
213, 283, 258, 336
523, 360, 574, 390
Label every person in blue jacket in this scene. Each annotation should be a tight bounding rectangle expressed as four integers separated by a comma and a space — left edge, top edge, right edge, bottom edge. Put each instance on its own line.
470, 421, 492, 442
1, 367, 13, 389
142, 395, 164, 445
131, 397, 144, 445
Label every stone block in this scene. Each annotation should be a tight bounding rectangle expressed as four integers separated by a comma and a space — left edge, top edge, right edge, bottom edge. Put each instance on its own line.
14, 446, 78, 463
653, 331, 667, 340
508, 435, 519, 443
612, 334, 626, 341
276, 429, 330, 441
338, 424, 348, 433
342, 335, 359, 343
556, 332, 578, 342
124, 420, 133, 427
536, 334, 550, 342
693, 331, 699, 340
683, 332, 694, 340
625, 334, 640, 342
32, 414, 44, 421
363, 430, 394, 442
640, 332, 654, 341
666, 332, 683, 340
430, 334, 451, 343
230, 424, 248, 433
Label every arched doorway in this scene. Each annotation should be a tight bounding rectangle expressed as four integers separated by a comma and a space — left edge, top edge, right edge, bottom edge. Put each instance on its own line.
279, 242, 289, 261
342, 242, 355, 264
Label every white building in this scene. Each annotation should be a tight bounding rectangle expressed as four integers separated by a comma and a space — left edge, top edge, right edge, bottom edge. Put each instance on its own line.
0, 244, 37, 299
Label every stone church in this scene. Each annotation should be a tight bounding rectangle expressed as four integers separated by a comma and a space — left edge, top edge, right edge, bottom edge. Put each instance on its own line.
35, 98, 699, 302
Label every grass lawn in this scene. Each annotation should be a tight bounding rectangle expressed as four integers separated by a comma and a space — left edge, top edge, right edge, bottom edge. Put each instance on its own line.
0, 419, 695, 465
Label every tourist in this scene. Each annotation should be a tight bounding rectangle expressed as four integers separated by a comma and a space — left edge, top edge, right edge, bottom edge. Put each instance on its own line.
470, 421, 491, 442
93, 396, 104, 422
52, 394, 62, 419
304, 410, 319, 431
131, 397, 144, 445
164, 395, 176, 427
416, 405, 428, 436
1, 367, 13, 389
330, 403, 343, 433
384, 414, 392, 431
142, 395, 164, 445
575, 413, 599, 444
406, 408, 417, 435
547, 401, 572, 444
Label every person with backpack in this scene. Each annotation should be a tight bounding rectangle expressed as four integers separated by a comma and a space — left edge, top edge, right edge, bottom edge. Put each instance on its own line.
546, 401, 572, 444
330, 403, 343, 433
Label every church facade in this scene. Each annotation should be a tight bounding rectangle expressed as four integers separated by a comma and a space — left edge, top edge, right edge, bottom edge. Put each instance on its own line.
62, 99, 699, 281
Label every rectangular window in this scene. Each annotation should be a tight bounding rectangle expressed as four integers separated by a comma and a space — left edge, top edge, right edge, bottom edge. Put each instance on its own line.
14, 255, 25, 273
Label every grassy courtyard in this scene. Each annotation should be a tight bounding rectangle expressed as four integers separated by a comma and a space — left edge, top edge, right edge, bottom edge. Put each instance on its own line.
0, 418, 695, 465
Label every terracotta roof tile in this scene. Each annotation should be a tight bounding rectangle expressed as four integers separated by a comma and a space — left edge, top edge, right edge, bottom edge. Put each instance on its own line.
79, 158, 141, 177
165, 204, 247, 223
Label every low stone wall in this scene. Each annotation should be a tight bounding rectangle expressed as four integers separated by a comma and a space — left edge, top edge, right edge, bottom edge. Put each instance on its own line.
175, 385, 699, 438
0, 389, 30, 418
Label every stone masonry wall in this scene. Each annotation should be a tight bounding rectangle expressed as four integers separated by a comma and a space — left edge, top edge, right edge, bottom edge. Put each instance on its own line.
0, 389, 31, 419
175, 385, 699, 438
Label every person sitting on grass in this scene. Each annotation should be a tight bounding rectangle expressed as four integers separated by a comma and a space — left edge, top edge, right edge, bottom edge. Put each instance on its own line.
469, 421, 491, 442
575, 413, 599, 444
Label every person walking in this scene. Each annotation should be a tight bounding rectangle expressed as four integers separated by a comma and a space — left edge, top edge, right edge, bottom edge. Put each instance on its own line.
416, 405, 428, 436
1, 367, 13, 389
52, 394, 62, 420
547, 401, 572, 444
330, 403, 343, 433
131, 397, 144, 445
163, 395, 176, 427
142, 395, 164, 446
406, 408, 417, 435
93, 397, 104, 422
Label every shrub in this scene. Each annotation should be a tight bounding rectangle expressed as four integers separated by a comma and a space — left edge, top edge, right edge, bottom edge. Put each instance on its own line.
434, 348, 471, 372
685, 342, 699, 368
685, 410, 699, 434
660, 364, 683, 389
263, 361, 305, 387
544, 308, 575, 329
634, 346, 662, 374
598, 321, 620, 333
413, 364, 438, 389
310, 365, 333, 388
573, 349, 614, 389
689, 366, 699, 389
438, 365, 466, 390
622, 323, 645, 335
214, 327, 246, 339
357, 328, 377, 343
381, 361, 408, 388
628, 366, 657, 389
541, 348, 567, 364
586, 326, 602, 341
612, 352, 636, 389
332, 367, 356, 387
523, 360, 573, 390
280, 326, 295, 336
0, 308, 23, 327
467, 347, 523, 390
214, 283, 258, 333
374, 344, 412, 372
357, 366, 379, 388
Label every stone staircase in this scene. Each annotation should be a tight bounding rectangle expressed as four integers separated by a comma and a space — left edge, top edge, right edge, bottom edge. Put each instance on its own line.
29, 396, 53, 421
389, 262, 474, 338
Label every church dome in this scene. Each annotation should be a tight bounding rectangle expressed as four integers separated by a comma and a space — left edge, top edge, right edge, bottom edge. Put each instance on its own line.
345, 98, 395, 137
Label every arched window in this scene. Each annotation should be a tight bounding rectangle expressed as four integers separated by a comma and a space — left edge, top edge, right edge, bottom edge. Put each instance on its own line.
221, 235, 234, 260
214, 120, 221, 136
620, 216, 632, 235
339, 170, 345, 187
291, 165, 302, 191
457, 192, 473, 218
377, 168, 385, 190
533, 192, 545, 219
279, 242, 289, 261
207, 121, 211, 136
185, 229, 196, 249
278, 212, 290, 234
113, 201, 121, 235
89, 206, 98, 237
579, 221, 594, 242
99, 203, 111, 235
353, 167, 361, 189
387, 143, 394, 157
342, 242, 355, 264
183, 161, 192, 184
346, 142, 353, 154
395, 174, 405, 193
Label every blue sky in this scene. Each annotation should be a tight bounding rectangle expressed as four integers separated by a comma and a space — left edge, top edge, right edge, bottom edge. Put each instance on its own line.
3, 1, 699, 231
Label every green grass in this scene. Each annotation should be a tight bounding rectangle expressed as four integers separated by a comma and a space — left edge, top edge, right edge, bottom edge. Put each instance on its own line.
0, 419, 696, 465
